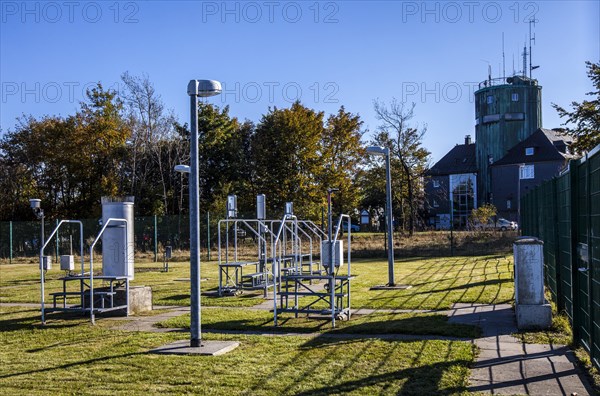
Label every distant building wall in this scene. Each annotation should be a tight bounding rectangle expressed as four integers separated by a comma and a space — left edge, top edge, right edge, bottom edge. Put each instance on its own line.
491, 161, 567, 222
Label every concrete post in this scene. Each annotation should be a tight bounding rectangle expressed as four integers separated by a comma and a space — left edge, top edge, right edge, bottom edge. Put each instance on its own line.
513, 237, 551, 329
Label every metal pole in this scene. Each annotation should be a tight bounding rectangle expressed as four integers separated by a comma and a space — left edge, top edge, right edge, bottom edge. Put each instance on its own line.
41, 212, 45, 253
39, 211, 45, 324
327, 189, 335, 327
385, 149, 395, 286
154, 215, 158, 262
189, 84, 202, 348
9, 221, 12, 264
207, 212, 211, 261
517, 165, 522, 225
55, 219, 59, 263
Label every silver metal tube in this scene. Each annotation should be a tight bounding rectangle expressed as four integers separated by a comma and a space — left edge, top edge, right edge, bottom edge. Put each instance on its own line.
385, 149, 395, 286
89, 218, 128, 325
39, 219, 85, 324
189, 91, 201, 347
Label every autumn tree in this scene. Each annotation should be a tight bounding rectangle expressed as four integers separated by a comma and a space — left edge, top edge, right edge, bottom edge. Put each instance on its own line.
372, 100, 430, 235
121, 72, 184, 215
0, 84, 130, 219
196, 103, 253, 215
469, 203, 497, 230
553, 61, 600, 153
320, 107, 365, 216
252, 102, 325, 219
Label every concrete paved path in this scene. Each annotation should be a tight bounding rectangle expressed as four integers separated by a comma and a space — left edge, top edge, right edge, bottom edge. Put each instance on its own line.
449, 303, 594, 395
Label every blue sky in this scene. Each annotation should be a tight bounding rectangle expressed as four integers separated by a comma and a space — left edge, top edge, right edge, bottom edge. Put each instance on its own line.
1, 0, 598, 162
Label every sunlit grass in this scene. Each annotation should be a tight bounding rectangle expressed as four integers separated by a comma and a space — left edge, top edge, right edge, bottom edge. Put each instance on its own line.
155, 308, 480, 338
0, 307, 475, 395
1, 255, 515, 312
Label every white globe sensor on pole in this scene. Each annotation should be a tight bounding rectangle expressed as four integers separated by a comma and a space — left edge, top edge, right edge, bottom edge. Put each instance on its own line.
366, 146, 387, 157
174, 164, 190, 174
187, 79, 222, 97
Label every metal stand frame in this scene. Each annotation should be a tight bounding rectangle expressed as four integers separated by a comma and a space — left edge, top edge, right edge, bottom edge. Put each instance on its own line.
274, 214, 353, 328
40, 218, 131, 325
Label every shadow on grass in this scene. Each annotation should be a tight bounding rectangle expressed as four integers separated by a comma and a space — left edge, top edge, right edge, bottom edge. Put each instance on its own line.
293, 359, 470, 395
377, 278, 512, 297
0, 351, 145, 380
202, 314, 479, 338
0, 311, 83, 332
289, 337, 471, 395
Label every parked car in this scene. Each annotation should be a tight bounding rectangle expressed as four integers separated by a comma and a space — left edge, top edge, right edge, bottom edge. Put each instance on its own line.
471, 218, 518, 231
341, 223, 361, 232
495, 218, 518, 231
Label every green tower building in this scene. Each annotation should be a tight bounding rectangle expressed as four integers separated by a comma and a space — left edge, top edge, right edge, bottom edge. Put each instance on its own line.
475, 75, 542, 203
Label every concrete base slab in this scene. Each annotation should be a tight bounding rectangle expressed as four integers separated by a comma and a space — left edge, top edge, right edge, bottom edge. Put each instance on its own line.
370, 284, 412, 290
149, 340, 239, 356
516, 303, 552, 329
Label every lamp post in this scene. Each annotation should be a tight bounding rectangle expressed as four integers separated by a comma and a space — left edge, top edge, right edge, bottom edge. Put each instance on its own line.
30, 199, 45, 324
366, 146, 395, 286
187, 79, 221, 348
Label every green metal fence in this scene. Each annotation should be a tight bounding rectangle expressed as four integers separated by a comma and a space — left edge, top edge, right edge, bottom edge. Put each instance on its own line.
521, 144, 600, 370
0, 213, 224, 262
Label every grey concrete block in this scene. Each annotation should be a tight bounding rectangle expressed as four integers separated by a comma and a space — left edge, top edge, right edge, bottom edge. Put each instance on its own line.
149, 340, 240, 356
127, 286, 153, 315
110, 286, 153, 315
516, 303, 552, 330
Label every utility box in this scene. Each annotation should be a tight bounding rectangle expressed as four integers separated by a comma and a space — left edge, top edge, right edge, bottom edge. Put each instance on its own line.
40, 255, 52, 270
513, 237, 551, 329
101, 197, 135, 280
60, 255, 75, 271
285, 202, 294, 216
256, 194, 266, 220
321, 240, 344, 270
227, 195, 237, 218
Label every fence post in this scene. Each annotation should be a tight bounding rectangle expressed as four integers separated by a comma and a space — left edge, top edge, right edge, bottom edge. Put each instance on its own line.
154, 215, 158, 262
207, 211, 211, 262
584, 154, 595, 364
9, 221, 12, 264
552, 179, 563, 310
569, 160, 582, 342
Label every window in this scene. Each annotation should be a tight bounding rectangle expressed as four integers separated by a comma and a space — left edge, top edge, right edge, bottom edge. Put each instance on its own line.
432, 180, 440, 188
433, 199, 439, 208
520, 164, 534, 179
483, 114, 501, 123
487, 95, 494, 104
506, 200, 512, 209
525, 147, 534, 156
505, 112, 525, 120
511, 93, 519, 102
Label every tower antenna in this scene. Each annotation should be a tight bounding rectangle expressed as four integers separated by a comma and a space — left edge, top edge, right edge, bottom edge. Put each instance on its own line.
502, 33, 506, 79
522, 44, 527, 78
512, 53, 515, 76
529, 18, 540, 78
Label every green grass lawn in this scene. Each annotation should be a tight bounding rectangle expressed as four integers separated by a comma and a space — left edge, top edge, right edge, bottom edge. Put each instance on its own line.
0, 307, 475, 395
1, 254, 514, 311
0, 259, 264, 307
351, 255, 514, 310
156, 308, 480, 338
